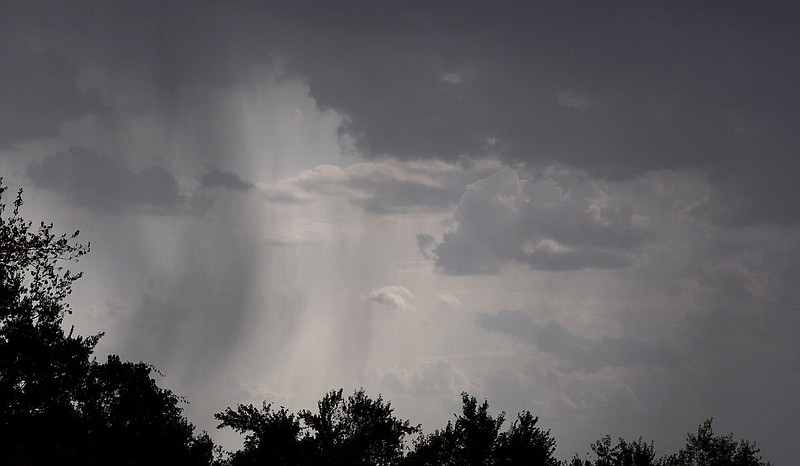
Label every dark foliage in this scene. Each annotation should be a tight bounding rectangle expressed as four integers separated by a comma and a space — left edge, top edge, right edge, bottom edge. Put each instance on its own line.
216, 402, 305, 465
662, 419, 770, 466
300, 388, 419, 466
81, 355, 213, 465
568, 419, 770, 466
216, 388, 418, 466
403, 393, 558, 466
0, 181, 211, 465
495, 411, 559, 466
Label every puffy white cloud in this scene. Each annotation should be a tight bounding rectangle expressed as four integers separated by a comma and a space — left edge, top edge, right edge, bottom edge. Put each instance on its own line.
365, 285, 415, 311
438, 293, 461, 307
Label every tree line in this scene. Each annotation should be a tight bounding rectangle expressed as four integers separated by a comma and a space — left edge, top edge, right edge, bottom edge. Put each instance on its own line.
0, 181, 771, 465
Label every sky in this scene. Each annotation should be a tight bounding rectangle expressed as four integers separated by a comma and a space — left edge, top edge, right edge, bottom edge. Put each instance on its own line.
2, 1, 799, 462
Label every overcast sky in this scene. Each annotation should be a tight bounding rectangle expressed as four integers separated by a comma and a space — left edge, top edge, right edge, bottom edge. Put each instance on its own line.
2, 1, 799, 462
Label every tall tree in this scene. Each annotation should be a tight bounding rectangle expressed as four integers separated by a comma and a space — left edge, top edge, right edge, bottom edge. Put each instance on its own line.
215, 401, 305, 465
299, 388, 419, 465
662, 419, 770, 466
81, 355, 214, 465
494, 411, 559, 466
0, 181, 212, 465
588, 435, 658, 466
1, 181, 95, 464
405, 393, 559, 466
217, 388, 418, 466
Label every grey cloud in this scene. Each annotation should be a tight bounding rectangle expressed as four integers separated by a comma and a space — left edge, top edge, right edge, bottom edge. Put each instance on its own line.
478, 310, 675, 372
557, 92, 599, 111
200, 165, 253, 192
265, 159, 499, 213
272, 3, 800, 225
365, 285, 415, 312
416, 234, 437, 261
426, 168, 648, 274
0, 33, 108, 149
117, 212, 263, 388
383, 360, 469, 400
27, 146, 181, 211
6, 2, 799, 224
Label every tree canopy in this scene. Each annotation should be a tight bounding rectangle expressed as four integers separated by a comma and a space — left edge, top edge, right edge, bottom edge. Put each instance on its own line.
403, 393, 558, 466
215, 388, 418, 466
0, 181, 211, 465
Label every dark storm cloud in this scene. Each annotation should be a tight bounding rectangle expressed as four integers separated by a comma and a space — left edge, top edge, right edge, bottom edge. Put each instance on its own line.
273, 2, 800, 225
200, 165, 253, 192
0, 0, 277, 158
478, 310, 675, 372
422, 168, 648, 274
7, 2, 798, 223
0, 32, 108, 149
27, 146, 181, 211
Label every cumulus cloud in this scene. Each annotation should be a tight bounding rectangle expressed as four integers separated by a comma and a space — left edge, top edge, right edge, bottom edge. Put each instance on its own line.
438, 293, 461, 307
477, 310, 675, 372
199, 165, 252, 191
423, 167, 649, 274
365, 285, 415, 311
27, 146, 182, 212
417, 233, 438, 261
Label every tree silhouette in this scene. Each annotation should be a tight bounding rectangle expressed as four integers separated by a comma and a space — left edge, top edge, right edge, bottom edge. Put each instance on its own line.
81, 355, 213, 465
299, 388, 419, 466
1, 181, 95, 464
568, 419, 771, 466
404, 393, 558, 466
494, 411, 558, 466
662, 419, 770, 466
217, 388, 417, 466
216, 401, 305, 465
578, 435, 658, 466
0, 181, 211, 465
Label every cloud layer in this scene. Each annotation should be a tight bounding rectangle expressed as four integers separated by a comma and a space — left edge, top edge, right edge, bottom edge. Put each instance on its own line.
422, 167, 648, 274
478, 310, 675, 372
3, 2, 800, 463
27, 146, 182, 211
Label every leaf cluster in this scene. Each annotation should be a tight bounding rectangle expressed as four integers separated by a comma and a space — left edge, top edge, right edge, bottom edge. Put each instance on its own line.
216, 388, 418, 466
404, 393, 558, 466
